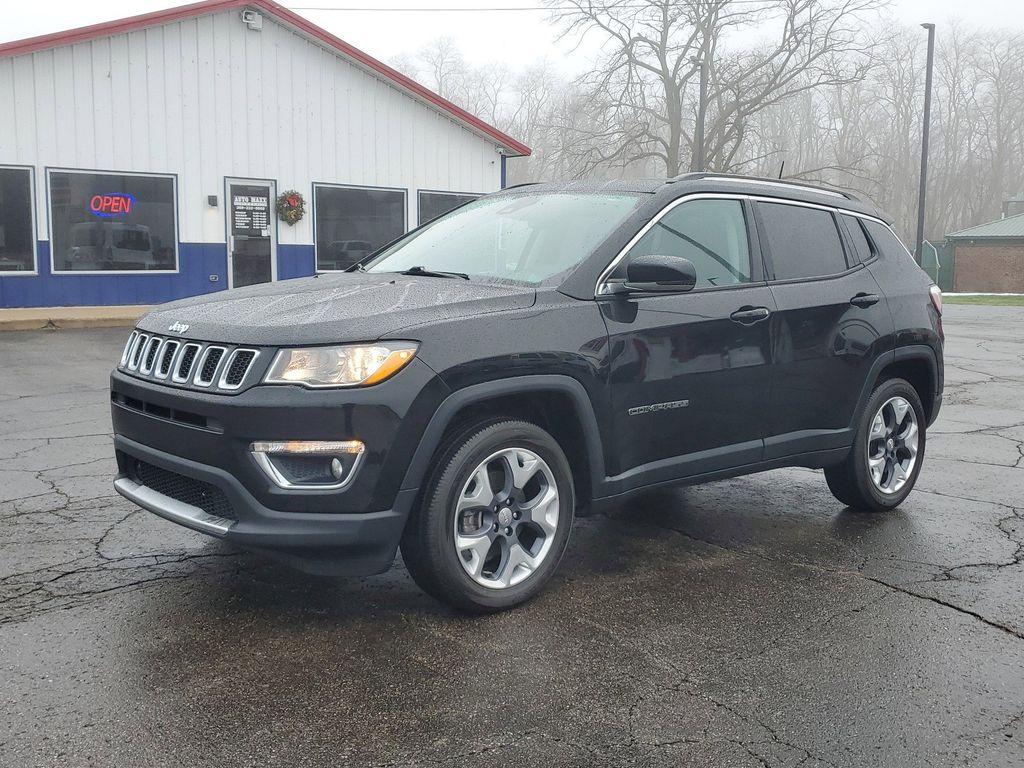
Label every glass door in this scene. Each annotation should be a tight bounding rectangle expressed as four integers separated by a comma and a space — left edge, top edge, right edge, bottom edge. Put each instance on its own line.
227, 180, 275, 288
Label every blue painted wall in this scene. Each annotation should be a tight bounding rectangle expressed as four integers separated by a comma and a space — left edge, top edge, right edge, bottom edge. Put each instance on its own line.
0, 242, 317, 308
277, 244, 316, 281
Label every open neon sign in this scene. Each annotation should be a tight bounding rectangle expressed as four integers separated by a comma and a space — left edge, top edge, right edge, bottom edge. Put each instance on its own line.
89, 192, 135, 218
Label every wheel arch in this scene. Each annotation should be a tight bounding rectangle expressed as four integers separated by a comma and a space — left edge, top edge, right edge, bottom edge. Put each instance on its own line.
399, 375, 606, 508
865, 345, 940, 425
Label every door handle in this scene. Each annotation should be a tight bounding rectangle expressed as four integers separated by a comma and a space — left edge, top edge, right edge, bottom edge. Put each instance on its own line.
730, 306, 771, 325
850, 292, 880, 308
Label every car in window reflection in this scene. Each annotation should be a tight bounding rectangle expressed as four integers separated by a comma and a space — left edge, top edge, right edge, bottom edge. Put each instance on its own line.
67, 222, 159, 270
319, 239, 373, 271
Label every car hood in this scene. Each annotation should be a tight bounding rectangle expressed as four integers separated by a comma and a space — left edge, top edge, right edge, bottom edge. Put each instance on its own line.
137, 273, 537, 346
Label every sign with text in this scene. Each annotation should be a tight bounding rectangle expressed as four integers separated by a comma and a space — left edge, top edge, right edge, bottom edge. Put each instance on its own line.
232, 192, 270, 237
89, 192, 136, 218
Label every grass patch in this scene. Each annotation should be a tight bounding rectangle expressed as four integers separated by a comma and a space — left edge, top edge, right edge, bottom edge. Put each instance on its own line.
944, 294, 1024, 306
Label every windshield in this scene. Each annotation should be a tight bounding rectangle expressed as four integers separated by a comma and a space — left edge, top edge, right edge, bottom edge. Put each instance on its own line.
365, 192, 641, 285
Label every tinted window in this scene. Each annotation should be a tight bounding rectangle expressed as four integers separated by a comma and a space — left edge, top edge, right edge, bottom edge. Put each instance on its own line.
368, 193, 641, 286
614, 199, 751, 289
863, 220, 915, 264
418, 191, 480, 226
315, 185, 406, 271
0, 167, 35, 273
759, 202, 846, 280
840, 214, 873, 263
49, 170, 177, 272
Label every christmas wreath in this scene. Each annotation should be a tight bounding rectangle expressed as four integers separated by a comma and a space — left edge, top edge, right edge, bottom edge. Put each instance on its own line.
276, 190, 305, 225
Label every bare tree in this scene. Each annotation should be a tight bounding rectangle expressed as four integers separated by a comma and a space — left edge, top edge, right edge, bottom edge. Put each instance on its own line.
548, 0, 882, 176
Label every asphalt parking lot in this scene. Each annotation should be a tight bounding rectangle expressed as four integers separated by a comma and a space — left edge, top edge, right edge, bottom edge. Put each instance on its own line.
1, 304, 1022, 768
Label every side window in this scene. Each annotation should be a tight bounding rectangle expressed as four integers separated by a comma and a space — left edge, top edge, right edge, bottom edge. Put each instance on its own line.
614, 199, 752, 289
840, 214, 873, 264
759, 202, 847, 280
863, 220, 916, 265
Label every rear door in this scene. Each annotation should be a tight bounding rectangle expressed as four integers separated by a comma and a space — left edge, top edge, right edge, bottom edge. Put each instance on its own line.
601, 196, 776, 489
754, 200, 894, 459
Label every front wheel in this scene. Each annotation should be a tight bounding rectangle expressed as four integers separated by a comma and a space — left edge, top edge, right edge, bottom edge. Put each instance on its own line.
400, 419, 575, 613
825, 377, 926, 512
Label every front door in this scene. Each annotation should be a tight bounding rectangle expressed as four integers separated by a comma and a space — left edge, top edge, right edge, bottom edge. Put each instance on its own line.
227, 179, 275, 288
602, 197, 775, 492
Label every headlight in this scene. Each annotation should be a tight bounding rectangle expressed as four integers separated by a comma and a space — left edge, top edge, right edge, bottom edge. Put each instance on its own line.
263, 342, 418, 388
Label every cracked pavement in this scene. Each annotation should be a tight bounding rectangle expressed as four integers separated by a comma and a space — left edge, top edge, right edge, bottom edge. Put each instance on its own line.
1, 305, 1023, 767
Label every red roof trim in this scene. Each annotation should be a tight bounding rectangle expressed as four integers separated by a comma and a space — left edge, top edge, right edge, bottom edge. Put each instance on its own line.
0, 0, 531, 157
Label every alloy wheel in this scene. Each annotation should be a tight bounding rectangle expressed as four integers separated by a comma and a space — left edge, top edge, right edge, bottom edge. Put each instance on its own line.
453, 447, 560, 589
867, 396, 920, 495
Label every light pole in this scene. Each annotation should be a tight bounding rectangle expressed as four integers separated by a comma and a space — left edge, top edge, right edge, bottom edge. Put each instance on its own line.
691, 53, 709, 173
915, 23, 936, 262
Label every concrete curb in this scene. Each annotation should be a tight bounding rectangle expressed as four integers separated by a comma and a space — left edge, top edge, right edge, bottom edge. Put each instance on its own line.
0, 305, 151, 332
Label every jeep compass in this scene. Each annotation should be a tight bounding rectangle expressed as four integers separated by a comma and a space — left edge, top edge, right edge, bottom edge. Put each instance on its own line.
110, 174, 944, 612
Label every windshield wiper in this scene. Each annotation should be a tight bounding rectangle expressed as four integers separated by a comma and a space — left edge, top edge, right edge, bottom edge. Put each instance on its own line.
397, 265, 470, 280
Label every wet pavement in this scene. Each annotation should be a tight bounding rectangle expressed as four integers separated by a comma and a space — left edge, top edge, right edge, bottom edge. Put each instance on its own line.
1, 305, 1022, 768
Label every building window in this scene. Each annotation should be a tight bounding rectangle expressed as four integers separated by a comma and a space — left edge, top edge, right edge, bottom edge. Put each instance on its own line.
417, 190, 480, 226
0, 166, 36, 274
314, 184, 406, 271
48, 169, 178, 273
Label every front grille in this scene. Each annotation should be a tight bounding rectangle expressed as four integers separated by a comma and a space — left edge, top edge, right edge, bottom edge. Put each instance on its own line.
129, 459, 236, 520
119, 332, 259, 394
175, 344, 200, 382
129, 334, 148, 369
196, 347, 225, 385
157, 341, 179, 378
222, 350, 256, 388
141, 337, 162, 374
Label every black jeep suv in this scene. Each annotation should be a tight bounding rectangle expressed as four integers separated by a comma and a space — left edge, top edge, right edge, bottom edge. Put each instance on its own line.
111, 174, 943, 612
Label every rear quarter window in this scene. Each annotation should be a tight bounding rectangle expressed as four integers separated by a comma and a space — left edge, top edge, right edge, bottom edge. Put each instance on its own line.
840, 214, 874, 263
759, 202, 848, 280
863, 220, 916, 265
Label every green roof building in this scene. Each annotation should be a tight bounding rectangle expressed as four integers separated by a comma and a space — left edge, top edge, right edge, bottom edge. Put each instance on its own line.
946, 213, 1024, 293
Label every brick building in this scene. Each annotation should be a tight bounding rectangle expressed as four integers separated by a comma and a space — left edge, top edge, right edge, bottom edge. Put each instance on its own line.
946, 214, 1024, 292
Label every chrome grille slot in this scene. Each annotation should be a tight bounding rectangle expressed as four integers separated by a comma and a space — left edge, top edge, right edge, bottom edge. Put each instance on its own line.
128, 334, 149, 370
194, 346, 227, 387
156, 341, 179, 379
173, 343, 201, 382
119, 331, 138, 367
140, 336, 163, 374
218, 349, 258, 390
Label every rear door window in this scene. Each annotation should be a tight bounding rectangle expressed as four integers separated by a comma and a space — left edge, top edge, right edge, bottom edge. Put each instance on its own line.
758, 202, 848, 280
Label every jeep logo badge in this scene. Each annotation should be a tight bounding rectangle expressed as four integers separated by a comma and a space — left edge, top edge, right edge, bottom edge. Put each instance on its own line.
168, 321, 190, 334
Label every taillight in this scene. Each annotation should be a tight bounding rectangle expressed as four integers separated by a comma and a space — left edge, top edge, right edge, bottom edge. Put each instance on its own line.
929, 284, 942, 314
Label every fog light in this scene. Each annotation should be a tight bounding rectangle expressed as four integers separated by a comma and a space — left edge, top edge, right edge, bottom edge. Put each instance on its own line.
250, 440, 365, 489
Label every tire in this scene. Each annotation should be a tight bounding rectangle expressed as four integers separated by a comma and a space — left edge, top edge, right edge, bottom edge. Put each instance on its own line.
825, 377, 926, 512
400, 419, 575, 613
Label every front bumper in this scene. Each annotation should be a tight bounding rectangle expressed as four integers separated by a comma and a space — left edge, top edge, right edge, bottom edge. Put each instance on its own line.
114, 435, 415, 575
110, 360, 448, 575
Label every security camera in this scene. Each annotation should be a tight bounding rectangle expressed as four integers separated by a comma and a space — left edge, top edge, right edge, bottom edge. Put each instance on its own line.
240, 10, 263, 31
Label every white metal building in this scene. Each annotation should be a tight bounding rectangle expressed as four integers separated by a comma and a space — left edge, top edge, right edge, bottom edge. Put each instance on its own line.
0, 0, 530, 308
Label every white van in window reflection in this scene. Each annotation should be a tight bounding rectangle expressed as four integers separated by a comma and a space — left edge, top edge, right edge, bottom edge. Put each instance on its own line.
67, 222, 161, 270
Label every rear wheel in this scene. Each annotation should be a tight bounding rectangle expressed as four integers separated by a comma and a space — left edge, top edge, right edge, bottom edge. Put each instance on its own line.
825, 378, 926, 512
400, 419, 575, 613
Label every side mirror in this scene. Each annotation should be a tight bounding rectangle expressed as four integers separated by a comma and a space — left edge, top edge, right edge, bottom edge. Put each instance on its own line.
623, 254, 697, 294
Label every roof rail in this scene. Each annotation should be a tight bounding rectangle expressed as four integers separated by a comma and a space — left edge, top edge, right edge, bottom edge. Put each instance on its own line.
668, 172, 855, 200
